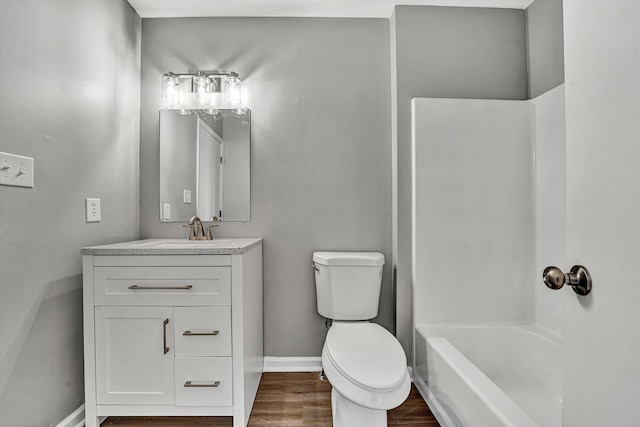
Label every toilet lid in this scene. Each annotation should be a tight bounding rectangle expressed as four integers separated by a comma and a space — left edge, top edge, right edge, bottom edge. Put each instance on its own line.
324, 322, 407, 391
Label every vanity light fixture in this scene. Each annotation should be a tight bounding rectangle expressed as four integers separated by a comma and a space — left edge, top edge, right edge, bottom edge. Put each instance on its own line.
161, 70, 243, 110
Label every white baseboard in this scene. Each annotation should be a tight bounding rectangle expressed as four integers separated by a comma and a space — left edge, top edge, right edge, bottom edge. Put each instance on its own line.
56, 404, 107, 427
263, 356, 323, 372
56, 404, 85, 427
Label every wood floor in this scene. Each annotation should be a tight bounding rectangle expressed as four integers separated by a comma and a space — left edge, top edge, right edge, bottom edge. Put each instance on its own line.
102, 372, 441, 426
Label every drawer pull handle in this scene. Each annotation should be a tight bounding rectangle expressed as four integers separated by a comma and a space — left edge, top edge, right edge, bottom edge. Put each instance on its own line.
163, 319, 170, 354
184, 380, 220, 388
129, 285, 193, 290
183, 330, 220, 336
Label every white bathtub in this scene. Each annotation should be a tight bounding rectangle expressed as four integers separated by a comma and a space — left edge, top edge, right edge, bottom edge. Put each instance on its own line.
414, 324, 562, 427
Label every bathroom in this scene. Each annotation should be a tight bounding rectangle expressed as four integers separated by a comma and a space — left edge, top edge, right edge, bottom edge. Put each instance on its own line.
0, 0, 638, 426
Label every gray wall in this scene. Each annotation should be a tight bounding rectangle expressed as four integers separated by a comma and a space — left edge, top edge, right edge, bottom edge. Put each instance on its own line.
221, 114, 251, 221
0, 1, 141, 425
139, 18, 392, 357
526, 0, 564, 97
159, 111, 198, 220
390, 6, 529, 359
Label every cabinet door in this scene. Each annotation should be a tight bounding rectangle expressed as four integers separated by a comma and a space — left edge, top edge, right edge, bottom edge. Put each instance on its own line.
95, 306, 175, 405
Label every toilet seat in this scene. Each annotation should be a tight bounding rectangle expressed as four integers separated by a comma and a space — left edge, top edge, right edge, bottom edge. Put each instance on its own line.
322, 322, 411, 410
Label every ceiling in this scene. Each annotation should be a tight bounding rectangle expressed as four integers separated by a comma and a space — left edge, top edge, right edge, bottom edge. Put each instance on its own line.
127, 0, 534, 18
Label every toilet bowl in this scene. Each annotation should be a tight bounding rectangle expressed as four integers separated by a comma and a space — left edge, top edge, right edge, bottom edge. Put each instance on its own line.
313, 251, 410, 427
322, 322, 410, 426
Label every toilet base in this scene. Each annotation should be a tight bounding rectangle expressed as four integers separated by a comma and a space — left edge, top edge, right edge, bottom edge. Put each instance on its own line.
331, 388, 388, 427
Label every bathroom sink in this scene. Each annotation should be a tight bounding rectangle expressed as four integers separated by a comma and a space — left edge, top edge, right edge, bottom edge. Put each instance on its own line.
128, 240, 167, 247
130, 239, 233, 247
154, 239, 233, 247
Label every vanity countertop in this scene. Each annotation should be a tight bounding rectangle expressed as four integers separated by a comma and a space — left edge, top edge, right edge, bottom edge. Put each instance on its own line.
81, 238, 263, 255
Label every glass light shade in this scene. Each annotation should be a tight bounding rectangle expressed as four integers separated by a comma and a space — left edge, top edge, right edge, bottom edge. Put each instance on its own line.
193, 73, 212, 106
161, 73, 180, 106
225, 72, 242, 105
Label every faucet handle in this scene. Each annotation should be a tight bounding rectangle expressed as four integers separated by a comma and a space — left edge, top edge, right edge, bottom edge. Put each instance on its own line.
182, 223, 197, 240
206, 217, 220, 240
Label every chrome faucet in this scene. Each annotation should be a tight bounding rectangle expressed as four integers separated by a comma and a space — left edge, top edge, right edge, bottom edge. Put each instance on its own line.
183, 216, 219, 240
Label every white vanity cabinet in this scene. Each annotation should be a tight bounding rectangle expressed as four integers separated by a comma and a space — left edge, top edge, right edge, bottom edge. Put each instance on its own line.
82, 239, 263, 427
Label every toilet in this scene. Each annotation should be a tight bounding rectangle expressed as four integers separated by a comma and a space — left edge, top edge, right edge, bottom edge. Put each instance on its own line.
313, 251, 410, 427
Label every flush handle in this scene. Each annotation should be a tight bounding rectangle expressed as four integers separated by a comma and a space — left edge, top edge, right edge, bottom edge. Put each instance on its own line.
543, 265, 592, 296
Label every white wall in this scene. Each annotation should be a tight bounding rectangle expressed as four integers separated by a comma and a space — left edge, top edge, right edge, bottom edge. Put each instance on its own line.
412, 98, 534, 326
197, 119, 221, 221
531, 85, 566, 337
562, 0, 640, 425
413, 89, 567, 339
0, 1, 141, 425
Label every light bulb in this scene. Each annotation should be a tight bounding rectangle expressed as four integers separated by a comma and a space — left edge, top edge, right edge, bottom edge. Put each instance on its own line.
193, 72, 212, 106
162, 72, 180, 106
225, 72, 242, 105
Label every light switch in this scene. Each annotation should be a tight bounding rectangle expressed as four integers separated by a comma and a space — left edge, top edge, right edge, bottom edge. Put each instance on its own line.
184, 190, 192, 204
85, 198, 101, 222
0, 152, 34, 188
163, 203, 171, 220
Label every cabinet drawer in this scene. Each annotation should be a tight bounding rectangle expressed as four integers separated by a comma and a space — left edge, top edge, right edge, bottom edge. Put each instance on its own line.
175, 357, 233, 407
174, 307, 232, 357
94, 267, 230, 306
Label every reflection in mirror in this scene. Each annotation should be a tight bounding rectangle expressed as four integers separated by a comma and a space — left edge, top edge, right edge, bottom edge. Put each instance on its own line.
159, 109, 250, 222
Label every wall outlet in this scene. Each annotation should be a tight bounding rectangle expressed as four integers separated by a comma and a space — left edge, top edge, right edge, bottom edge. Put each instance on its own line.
163, 203, 171, 220
85, 198, 101, 222
183, 189, 192, 204
0, 151, 34, 188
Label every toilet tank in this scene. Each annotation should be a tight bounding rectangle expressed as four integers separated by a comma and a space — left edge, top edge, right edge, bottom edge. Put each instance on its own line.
313, 251, 385, 320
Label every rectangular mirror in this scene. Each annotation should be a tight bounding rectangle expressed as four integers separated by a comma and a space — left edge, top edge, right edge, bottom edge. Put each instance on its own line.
159, 109, 251, 222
